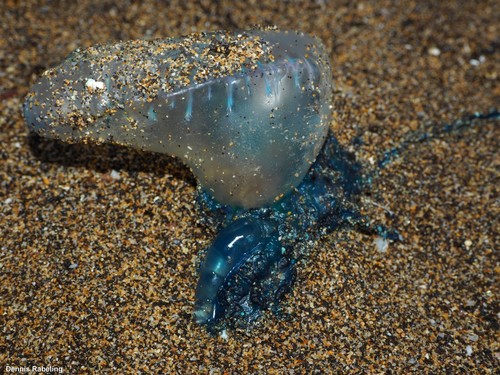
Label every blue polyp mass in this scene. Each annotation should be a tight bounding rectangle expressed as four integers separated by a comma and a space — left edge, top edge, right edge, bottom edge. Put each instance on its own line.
193, 131, 377, 330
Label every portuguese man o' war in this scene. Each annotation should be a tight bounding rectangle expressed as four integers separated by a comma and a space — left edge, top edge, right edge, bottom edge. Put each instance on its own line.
23, 28, 332, 209
24, 27, 500, 331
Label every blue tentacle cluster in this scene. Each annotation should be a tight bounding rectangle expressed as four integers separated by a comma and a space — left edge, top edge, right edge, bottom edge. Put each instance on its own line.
195, 109, 498, 330
193, 217, 283, 325
194, 132, 382, 329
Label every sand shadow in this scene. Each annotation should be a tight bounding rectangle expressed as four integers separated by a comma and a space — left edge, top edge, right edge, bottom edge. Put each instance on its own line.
27, 133, 196, 185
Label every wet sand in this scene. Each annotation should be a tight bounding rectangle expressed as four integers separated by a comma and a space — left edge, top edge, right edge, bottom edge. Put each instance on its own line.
1, 1, 498, 373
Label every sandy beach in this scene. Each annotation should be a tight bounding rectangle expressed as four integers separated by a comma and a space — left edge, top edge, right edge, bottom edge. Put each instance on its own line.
1, 1, 498, 373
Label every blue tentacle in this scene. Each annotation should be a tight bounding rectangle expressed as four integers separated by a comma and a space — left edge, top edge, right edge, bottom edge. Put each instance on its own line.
193, 217, 289, 326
